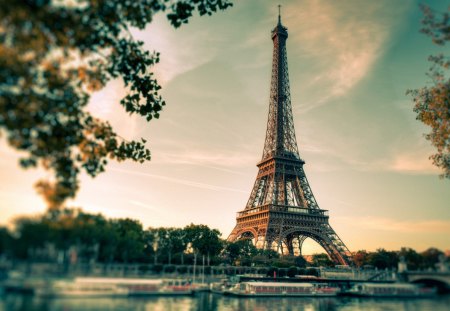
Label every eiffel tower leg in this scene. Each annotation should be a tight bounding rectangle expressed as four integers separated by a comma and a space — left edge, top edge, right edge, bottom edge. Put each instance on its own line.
285, 235, 294, 255
227, 225, 240, 242
312, 224, 352, 266
277, 239, 283, 255
298, 235, 307, 256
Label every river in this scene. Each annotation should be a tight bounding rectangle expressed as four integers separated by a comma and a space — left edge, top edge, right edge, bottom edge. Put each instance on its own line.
1, 293, 450, 311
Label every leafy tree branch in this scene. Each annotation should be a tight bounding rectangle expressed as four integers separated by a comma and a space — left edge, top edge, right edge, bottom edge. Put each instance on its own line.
0, 0, 232, 208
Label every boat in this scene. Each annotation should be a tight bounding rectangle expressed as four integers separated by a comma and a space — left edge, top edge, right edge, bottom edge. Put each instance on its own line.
344, 283, 436, 298
210, 281, 232, 294
35, 279, 129, 298
191, 283, 210, 293
210, 278, 236, 294
35, 277, 193, 298
225, 282, 340, 297
158, 279, 194, 296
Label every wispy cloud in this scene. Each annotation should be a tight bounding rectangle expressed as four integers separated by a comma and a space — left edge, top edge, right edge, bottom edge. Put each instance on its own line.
283, 0, 412, 112
86, 80, 141, 141
337, 216, 450, 234
388, 152, 440, 174
131, 15, 221, 85
361, 139, 440, 175
157, 150, 254, 169
129, 200, 160, 212
110, 167, 247, 193
128, 200, 169, 226
299, 129, 441, 176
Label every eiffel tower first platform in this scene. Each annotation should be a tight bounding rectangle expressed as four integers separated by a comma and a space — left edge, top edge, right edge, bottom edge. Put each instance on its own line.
227, 12, 353, 266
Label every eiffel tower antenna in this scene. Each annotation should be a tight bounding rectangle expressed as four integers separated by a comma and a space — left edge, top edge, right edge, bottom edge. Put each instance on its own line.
278, 4, 281, 24
228, 10, 353, 266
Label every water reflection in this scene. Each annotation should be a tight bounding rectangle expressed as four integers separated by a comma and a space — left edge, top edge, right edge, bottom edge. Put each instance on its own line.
1, 293, 450, 311
207, 296, 337, 311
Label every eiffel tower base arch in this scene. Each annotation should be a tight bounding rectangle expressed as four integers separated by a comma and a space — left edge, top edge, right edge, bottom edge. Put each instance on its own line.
228, 207, 353, 266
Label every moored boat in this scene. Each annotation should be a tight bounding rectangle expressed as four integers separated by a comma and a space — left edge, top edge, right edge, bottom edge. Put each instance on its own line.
225, 282, 340, 297
35, 277, 194, 298
35, 279, 129, 298
344, 283, 436, 298
159, 279, 194, 295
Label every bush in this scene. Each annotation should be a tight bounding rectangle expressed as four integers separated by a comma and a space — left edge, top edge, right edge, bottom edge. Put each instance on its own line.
306, 268, 319, 277
272, 259, 292, 268
277, 268, 287, 277
287, 266, 298, 277
267, 267, 278, 277
138, 265, 151, 273
257, 267, 268, 275
177, 266, 188, 274
252, 255, 268, 266
152, 264, 163, 274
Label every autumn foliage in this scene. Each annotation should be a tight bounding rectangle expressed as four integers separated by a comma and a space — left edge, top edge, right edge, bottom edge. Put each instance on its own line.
408, 5, 450, 179
0, 0, 232, 208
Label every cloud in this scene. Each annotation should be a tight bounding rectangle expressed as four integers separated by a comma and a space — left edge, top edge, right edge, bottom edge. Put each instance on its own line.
388, 151, 440, 174
131, 15, 220, 85
129, 200, 160, 212
337, 216, 450, 233
86, 80, 142, 141
299, 129, 441, 175
363, 139, 440, 175
157, 150, 254, 170
110, 167, 247, 193
282, 0, 412, 112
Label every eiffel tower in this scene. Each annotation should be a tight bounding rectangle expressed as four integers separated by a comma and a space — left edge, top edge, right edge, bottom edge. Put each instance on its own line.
227, 10, 353, 266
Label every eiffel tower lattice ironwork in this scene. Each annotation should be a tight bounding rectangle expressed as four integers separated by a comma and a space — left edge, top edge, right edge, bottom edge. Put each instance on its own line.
227, 11, 353, 266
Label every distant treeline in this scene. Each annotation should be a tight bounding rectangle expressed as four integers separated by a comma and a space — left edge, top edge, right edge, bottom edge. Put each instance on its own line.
0, 209, 446, 271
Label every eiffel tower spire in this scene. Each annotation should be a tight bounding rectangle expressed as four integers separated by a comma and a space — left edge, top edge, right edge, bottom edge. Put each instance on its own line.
262, 6, 300, 161
228, 11, 353, 266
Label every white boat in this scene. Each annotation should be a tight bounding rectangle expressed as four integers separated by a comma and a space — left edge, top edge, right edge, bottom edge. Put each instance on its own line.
36, 277, 193, 298
225, 282, 340, 297
158, 279, 194, 295
36, 279, 129, 298
345, 283, 436, 298
210, 280, 233, 294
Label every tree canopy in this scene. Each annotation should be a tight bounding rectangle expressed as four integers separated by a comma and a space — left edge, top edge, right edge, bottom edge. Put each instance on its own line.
408, 5, 450, 179
0, 0, 232, 208
0, 208, 447, 271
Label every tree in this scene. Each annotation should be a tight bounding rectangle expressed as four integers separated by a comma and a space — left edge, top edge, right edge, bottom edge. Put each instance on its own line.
294, 256, 307, 268
0, 227, 12, 258
12, 216, 52, 260
113, 218, 145, 263
311, 253, 334, 267
0, 0, 232, 208
143, 228, 159, 264
166, 228, 188, 264
225, 239, 257, 266
256, 249, 280, 260
408, 5, 450, 179
353, 250, 370, 268
70, 211, 108, 263
398, 247, 423, 271
97, 220, 119, 263
146, 227, 187, 264
184, 224, 223, 261
367, 248, 398, 270
421, 247, 444, 270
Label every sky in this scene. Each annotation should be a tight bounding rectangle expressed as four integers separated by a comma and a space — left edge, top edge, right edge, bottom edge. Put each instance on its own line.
1, 0, 449, 255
